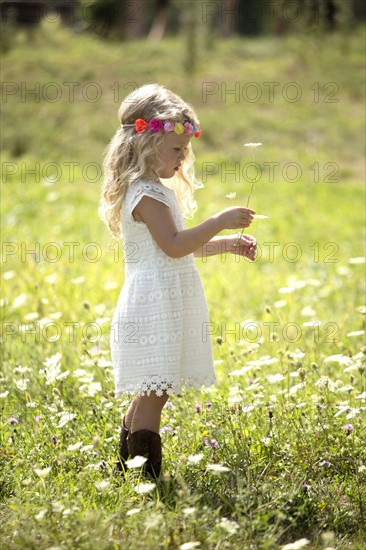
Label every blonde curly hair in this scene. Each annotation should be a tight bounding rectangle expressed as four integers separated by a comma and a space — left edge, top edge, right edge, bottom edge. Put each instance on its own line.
99, 83, 201, 238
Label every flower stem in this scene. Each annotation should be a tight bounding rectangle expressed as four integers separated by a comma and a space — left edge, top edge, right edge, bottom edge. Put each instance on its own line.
234, 145, 259, 247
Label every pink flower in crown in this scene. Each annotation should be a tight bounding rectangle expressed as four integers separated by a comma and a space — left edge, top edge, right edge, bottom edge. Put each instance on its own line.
149, 119, 164, 133
174, 122, 184, 135
184, 122, 194, 135
163, 121, 175, 133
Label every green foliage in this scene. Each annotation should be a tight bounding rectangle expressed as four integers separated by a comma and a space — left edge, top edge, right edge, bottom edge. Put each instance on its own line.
1, 20, 365, 549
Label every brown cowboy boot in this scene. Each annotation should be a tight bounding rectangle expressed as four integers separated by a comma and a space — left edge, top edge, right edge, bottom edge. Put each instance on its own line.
114, 418, 129, 472
127, 430, 162, 478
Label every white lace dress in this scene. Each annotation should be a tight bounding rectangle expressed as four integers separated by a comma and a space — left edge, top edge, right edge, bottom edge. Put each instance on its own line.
111, 180, 217, 397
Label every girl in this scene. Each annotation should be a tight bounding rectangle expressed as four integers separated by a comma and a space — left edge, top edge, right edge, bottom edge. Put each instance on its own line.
100, 84, 256, 478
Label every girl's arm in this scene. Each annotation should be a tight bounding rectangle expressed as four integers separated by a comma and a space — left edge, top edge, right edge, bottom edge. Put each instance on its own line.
133, 196, 255, 259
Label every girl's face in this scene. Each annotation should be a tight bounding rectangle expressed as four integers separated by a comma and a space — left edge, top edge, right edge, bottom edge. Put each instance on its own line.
155, 132, 191, 179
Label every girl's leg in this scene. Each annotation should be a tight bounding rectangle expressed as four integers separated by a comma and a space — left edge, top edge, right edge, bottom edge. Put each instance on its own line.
115, 396, 139, 471
129, 392, 168, 434
126, 392, 169, 478
124, 396, 139, 430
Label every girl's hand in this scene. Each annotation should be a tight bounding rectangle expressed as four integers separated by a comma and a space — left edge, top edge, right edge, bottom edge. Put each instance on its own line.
224, 234, 257, 261
214, 207, 256, 230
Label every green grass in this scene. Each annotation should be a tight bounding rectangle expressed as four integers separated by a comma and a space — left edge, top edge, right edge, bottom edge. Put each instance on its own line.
1, 19, 365, 550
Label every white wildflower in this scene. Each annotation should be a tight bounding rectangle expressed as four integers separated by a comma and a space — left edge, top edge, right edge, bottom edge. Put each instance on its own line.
303, 321, 321, 327
281, 539, 310, 550
180, 542, 201, 550
56, 412, 77, 428
324, 354, 354, 367
134, 482, 156, 494
24, 312, 39, 321
80, 445, 94, 453
94, 480, 110, 491
301, 306, 316, 317
288, 351, 305, 361
242, 404, 257, 413
218, 517, 239, 534
49, 311, 62, 319
45, 273, 58, 284
248, 356, 279, 367
71, 276, 85, 284
94, 304, 107, 315
40, 352, 63, 384
206, 464, 231, 473
267, 373, 285, 383
278, 287, 294, 294
12, 293, 27, 308
288, 383, 306, 395
245, 382, 261, 391
315, 376, 337, 392
183, 507, 196, 516
15, 379, 29, 391
187, 453, 203, 465
126, 508, 141, 516
34, 466, 52, 478
125, 455, 147, 469
348, 257, 365, 264
67, 442, 83, 451
337, 385, 354, 393
346, 408, 361, 419
228, 395, 243, 403
97, 359, 113, 368
79, 381, 102, 397
104, 281, 118, 290
334, 406, 350, 418
95, 317, 110, 325
34, 509, 47, 521
229, 365, 254, 376
346, 330, 365, 337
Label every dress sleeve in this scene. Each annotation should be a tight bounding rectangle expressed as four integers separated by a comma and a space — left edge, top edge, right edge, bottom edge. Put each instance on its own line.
128, 181, 170, 222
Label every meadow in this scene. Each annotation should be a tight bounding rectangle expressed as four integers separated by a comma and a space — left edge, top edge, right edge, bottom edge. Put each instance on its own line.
1, 19, 365, 549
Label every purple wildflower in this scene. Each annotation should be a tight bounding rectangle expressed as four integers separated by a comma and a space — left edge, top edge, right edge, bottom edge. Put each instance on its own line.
194, 404, 201, 413
206, 402, 212, 409
160, 426, 174, 435
342, 423, 354, 434
204, 438, 219, 449
35, 415, 42, 422
321, 460, 331, 468
7, 417, 19, 425
51, 435, 57, 444
163, 401, 175, 410
302, 483, 311, 491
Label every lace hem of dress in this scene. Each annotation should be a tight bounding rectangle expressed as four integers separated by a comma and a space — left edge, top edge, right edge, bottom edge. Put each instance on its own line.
115, 374, 217, 398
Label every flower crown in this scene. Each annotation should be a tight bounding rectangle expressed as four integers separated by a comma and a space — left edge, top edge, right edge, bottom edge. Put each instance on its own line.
123, 118, 201, 138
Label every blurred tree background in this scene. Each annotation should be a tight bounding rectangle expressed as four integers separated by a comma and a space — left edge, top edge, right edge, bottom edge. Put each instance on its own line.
1, 0, 365, 40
